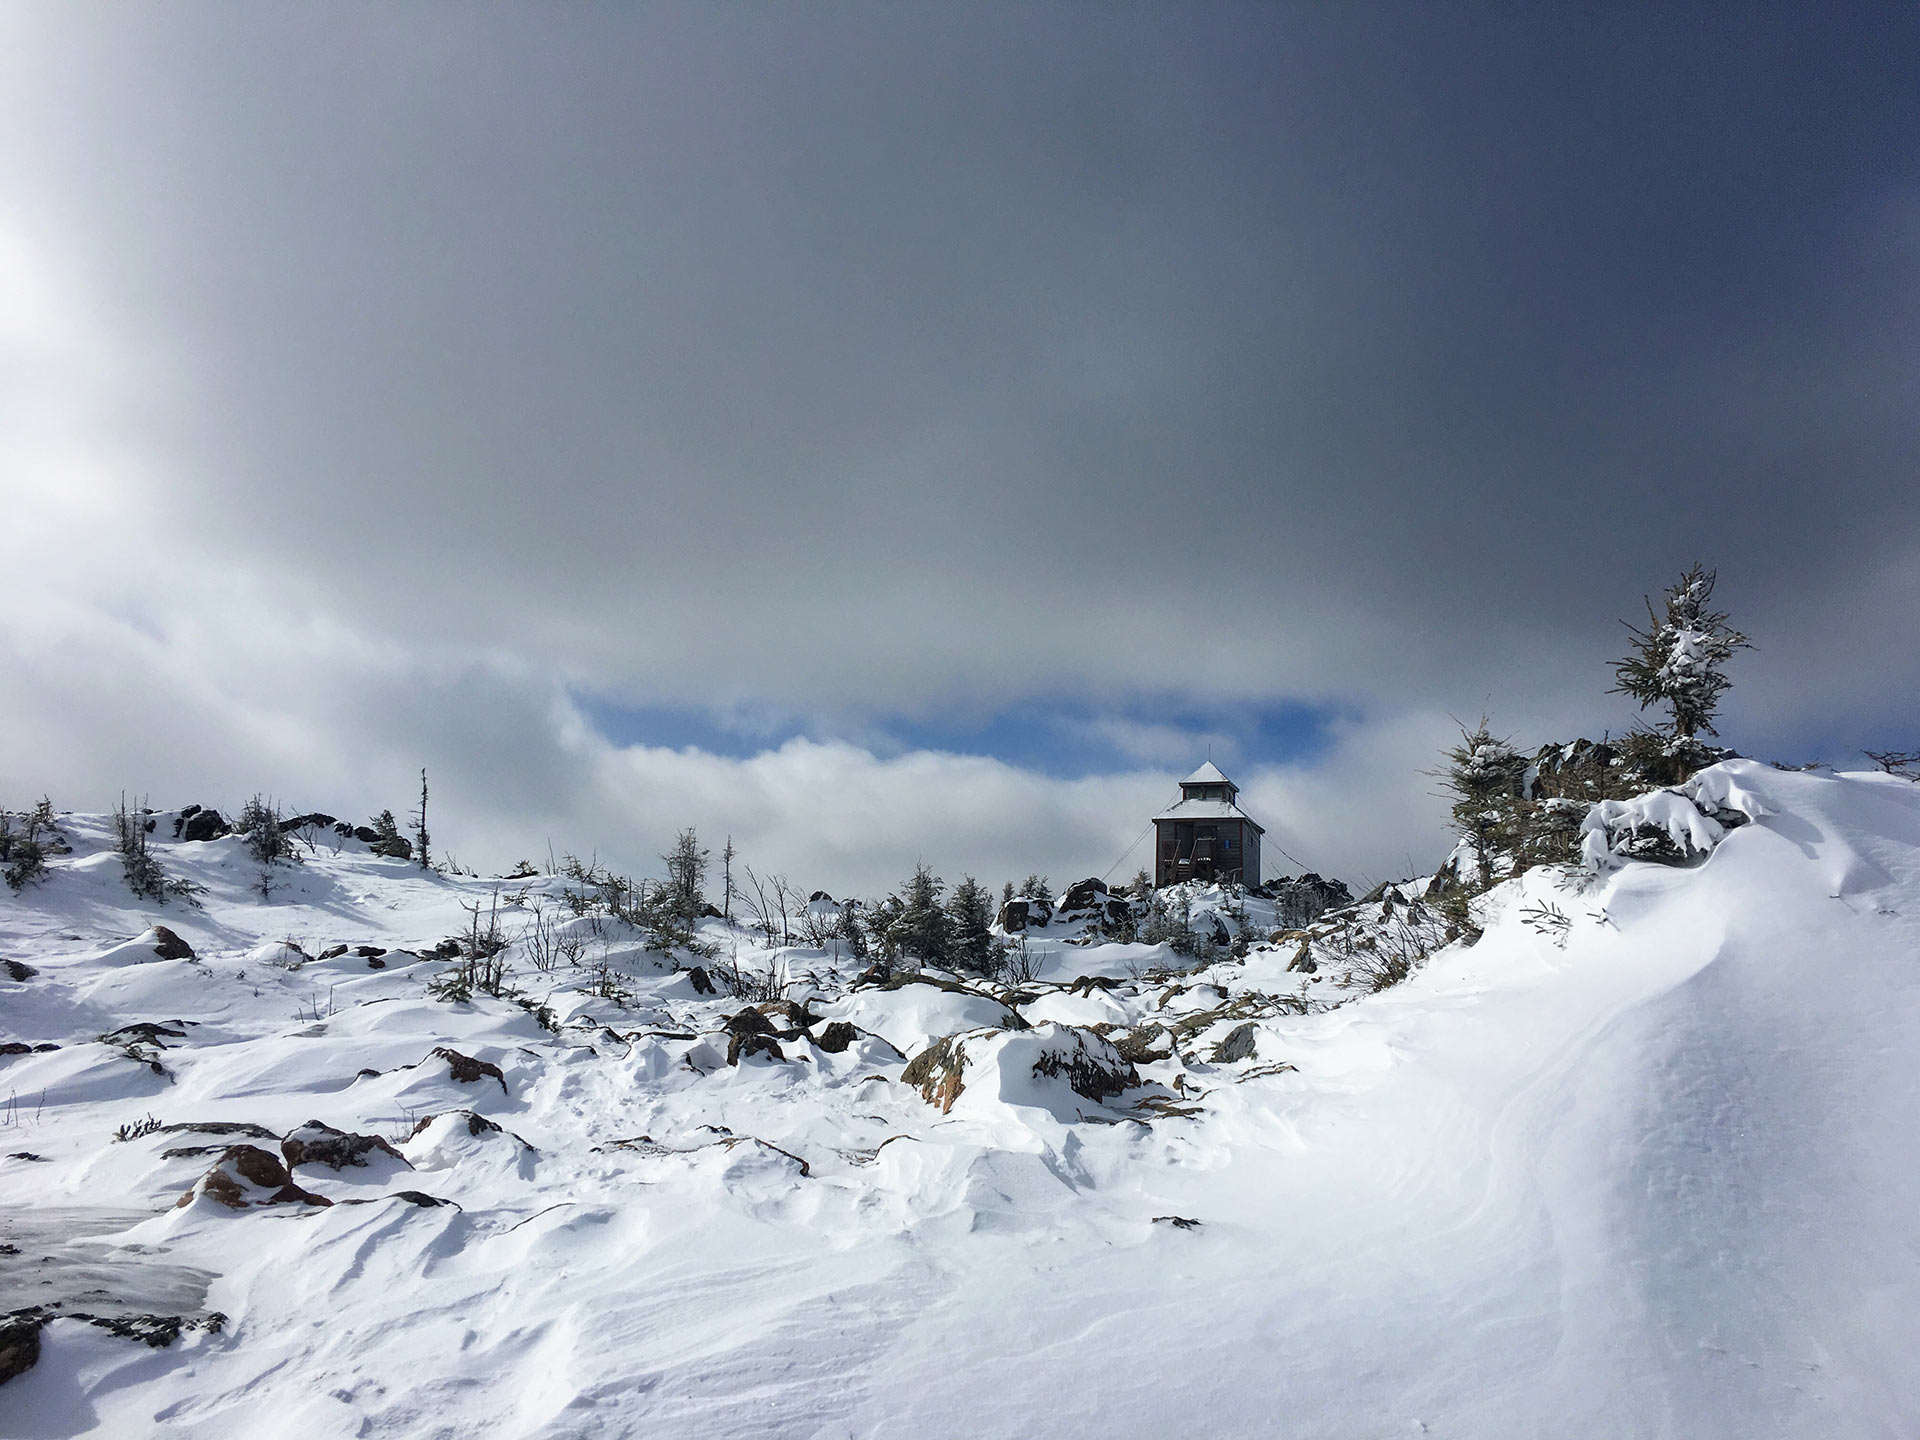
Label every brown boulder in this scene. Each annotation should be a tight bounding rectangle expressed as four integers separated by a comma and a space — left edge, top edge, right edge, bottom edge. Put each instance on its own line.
431, 1048, 508, 1091
176, 1145, 332, 1210
814, 1021, 858, 1054
148, 926, 195, 961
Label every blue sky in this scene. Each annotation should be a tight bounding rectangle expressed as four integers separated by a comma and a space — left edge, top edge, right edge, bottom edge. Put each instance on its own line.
572, 692, 1353, 781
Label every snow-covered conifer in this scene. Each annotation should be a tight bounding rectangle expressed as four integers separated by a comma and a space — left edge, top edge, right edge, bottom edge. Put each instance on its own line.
1610, 564, 1750, 746
945, 875, 999, 976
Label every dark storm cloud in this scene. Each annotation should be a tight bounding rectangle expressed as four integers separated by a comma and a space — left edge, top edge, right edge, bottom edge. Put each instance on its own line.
1, 3, 1916, 885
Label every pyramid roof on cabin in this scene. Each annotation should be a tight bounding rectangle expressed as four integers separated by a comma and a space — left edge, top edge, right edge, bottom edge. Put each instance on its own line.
1155, 762, 1265, 829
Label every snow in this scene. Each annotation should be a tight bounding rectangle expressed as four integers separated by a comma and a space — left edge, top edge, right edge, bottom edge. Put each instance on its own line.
3, 763, 1919, 1436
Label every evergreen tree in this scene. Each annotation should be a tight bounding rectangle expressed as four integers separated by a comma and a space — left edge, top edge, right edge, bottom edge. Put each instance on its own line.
1611, 564, 1751, 749
412, 768, 432, 871
1440, 723, 1530, 888
893, 864, 949, 967
1018, 873, 1052, 905
945, 875, 999, 976
662, 828, 709, 921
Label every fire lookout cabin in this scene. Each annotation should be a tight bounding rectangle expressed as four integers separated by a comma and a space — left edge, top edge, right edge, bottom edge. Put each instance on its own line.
1154, 762, 1264, 889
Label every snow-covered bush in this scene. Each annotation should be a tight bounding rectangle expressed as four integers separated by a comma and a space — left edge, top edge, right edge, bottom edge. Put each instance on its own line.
1579, 763, 1769, 871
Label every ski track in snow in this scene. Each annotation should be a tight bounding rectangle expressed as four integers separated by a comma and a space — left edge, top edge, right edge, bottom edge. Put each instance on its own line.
2, 762, 1918, 1438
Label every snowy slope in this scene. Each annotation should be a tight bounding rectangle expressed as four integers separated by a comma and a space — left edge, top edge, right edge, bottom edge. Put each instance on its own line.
3, 763, 1918, 1438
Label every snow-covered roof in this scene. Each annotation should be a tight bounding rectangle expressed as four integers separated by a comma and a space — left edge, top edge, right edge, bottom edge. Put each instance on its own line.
1154, 795, 1265, 830
1182, 760, 1232, 786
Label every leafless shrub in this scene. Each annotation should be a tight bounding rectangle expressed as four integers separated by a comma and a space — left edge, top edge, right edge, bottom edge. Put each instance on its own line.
520, 903, 585, 974
717, 937, 787, 1002
1865, 749, 1920, 781
1520, 898, 1573, 946
738, 866, 793, 946
1000, 932, 1041, 986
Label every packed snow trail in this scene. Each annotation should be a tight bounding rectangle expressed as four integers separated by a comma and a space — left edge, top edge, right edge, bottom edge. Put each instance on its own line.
2, 763, 1917, 1438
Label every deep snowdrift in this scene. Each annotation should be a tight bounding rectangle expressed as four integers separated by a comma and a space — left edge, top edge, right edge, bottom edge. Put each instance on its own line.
3, 762, 1918, 1438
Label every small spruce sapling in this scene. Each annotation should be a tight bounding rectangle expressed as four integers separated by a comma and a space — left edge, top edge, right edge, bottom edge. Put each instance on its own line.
944, 875, 1000, 977
1610, 564, 1751, 779
892, 864, 949, 969
240, 795, 295, 900
412, 768, 431, 871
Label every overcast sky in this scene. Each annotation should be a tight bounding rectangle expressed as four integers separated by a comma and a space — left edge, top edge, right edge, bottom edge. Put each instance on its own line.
2, 3, 1915, 895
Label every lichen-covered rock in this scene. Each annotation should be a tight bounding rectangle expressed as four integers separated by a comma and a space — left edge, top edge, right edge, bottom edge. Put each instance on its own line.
901, 1024, 1140, 1117
1209, 1021, 1258, 1064
175, 1145, 332, 1211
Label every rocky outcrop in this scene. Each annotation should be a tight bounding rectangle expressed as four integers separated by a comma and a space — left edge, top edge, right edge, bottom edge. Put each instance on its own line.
0, 1314, 40, 1385
174, 806, 229, 842
814, 1020, 858, 1053
722, 1009, 785, 1065
281, 1120, 411, 1171
175, 1145, 332, 1210
431, 1048, 508, 1091
997, 897, 1054, 932
146, 925, 196, 961
1268, 873, 1353, 930
901, 1024, 1140, 1114
1209, 1021, 1258, 1064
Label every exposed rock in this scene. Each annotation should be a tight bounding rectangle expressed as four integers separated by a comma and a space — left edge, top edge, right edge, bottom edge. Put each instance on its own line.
729, 1031, 785, 1065
997, 898, 1031, 932
280, 1120, 411, 1171
723, 1009, 785, 1065
1028, 1028, 1140, 1102
684, 966, 716, 994
103, 1021, 189, 1047
1111, 1023, 1173, 1065
1058, 877, 1112, 913
389, 1190, 452, 1207
318, 944, 349, 960
1210, 1022, 1259, 1064
370, 834, 414, 861
431, 1048, 508, 1091
755, 997, 820, 1030
277, 811, 337, 833
176, 1144, 332, 1210
900, 1033, 970, 1112
147, 925, 196, 961
159, 1120, 279, 1141
1269, 873, 1354, 930
901, 1025, 1140, 1113
814, 1020, 858, 1054
1153, 1215, 1203, 1230
178, 807, 230, 842
0, 1315, 41, 1385
0, 1043, 31, 1058
3, 960, 35, 982
410, 1109, 502, 1140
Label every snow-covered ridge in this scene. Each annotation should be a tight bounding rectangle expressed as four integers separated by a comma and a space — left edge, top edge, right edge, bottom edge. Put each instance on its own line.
4, 761, 1919, 1436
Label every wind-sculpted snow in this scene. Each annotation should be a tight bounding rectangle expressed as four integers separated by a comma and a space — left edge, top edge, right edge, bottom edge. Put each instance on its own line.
2, 762, 1918, 1436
